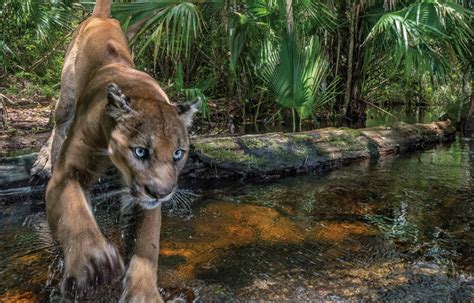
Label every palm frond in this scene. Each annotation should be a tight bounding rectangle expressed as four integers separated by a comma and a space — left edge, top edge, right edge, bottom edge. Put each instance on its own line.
296, 0, 337, 32
364, 0, 473, 80
34, 3, 72, 43
260, 32, 335, 119
3, 0, 73, 44
228, 0, 278, 72
108, 1, 203, 60
175, 62, 210, 117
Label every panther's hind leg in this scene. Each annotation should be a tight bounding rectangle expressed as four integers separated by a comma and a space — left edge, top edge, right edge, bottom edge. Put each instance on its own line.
30, 46, 77, 182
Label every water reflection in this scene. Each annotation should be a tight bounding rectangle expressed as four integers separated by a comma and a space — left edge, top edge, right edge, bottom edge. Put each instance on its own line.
0, 139, 473, 301
243, 105, 447, 133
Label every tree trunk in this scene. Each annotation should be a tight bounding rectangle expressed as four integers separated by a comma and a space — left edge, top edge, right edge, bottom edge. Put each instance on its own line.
342, 8, 355, 118
342, 3, 366, 127
465, 89, 474, 137
334, 0, 349, 117
285, 0, 297, 132
285, 0, 294, 33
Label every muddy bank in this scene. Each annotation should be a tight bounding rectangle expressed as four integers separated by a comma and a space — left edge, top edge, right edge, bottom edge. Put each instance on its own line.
0, 121, 455, 189
183, 120, 455, 180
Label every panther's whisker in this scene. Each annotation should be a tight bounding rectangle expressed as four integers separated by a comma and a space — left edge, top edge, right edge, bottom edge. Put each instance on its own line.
120, 192, 137, 213
163, 188, 200, 216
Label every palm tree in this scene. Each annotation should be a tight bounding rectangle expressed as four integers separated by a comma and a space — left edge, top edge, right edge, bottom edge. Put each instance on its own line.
260, 33, 338, 131
93, 0, 472, 129
111, 1, 203, 61
334, 0, 473, 125
0, 0, 75, 74
227, 0, 337, 131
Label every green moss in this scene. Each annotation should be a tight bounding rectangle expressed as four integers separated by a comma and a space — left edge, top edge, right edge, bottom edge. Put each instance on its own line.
194, 132, 342, 169
294, 143, 319, 158
198, 138, 237, 149
291, 133, 315, 143
330, 137, 348, 147
317, 128, 365, 147
242, 137, 267, 149
391, 123, 425, 137
273, 140, 329, 164
273, 148, 302, 164
339, 127, 364, 137
323, 134, 350, 145
194, 142, 267, 166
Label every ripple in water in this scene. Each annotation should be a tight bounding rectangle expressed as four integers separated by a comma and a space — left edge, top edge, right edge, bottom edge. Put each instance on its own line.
1, 140, 474, 301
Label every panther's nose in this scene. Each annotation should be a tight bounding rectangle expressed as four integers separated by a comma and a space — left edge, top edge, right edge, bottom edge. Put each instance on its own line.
144, 185, 171, 199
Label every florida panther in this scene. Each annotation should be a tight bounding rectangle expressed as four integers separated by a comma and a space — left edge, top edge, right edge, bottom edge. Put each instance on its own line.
33, 0, 199, 301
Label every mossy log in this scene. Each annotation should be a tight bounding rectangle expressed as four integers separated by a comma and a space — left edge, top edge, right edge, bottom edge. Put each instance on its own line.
0, 121, 456, 190
182, 120, 455, 180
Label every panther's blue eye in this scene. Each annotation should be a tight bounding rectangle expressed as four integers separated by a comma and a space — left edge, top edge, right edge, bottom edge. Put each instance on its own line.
133, 147, 148, 159
173, 149, 185, 162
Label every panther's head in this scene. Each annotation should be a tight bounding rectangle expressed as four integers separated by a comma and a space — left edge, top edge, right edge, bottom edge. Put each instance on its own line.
105, 83, 199, 209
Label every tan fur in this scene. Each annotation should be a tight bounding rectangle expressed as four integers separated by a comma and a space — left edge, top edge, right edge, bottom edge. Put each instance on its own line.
42, 1, 196, 301
93, 0, 111, 18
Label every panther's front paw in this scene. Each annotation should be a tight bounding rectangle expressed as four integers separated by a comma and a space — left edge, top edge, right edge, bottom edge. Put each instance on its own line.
61, 235, 124, 299
120, 256, 163, 303
30, 147, 52, 184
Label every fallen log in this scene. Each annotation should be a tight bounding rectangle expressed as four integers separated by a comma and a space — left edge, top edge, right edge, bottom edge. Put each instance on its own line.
182, 120, 456, 180
0, 121, 456, 190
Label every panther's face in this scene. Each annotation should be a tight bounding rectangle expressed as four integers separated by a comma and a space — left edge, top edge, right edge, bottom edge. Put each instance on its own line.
105, 83, 199, 209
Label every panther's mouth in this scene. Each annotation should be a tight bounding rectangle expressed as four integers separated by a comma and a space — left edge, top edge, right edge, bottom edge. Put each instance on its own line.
141, 199, 162, 210
139, 190, 175, 210
128, 183, 176, 210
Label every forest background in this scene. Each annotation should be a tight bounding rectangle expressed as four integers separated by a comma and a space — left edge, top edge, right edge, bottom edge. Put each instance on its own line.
0, 0, 472, 145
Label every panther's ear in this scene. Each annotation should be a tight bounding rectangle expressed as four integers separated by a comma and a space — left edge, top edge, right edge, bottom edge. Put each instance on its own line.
176, 98, 201, 127
106, 83, 132, 120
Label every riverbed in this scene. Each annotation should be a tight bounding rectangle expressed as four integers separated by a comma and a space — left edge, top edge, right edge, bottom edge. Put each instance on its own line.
1, 139, 473, 301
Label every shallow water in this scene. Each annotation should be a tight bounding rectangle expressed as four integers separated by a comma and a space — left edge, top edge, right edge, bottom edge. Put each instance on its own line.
1, 139, 473, 301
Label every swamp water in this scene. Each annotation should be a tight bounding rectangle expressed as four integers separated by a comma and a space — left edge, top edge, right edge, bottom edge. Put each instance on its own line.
1, 139, 473, 301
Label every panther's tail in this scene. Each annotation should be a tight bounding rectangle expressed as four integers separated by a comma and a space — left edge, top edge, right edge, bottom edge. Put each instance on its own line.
92, 0, 111, 18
